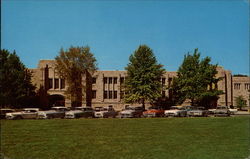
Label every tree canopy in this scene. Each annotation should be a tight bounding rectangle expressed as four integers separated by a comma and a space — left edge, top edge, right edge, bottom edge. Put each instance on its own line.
0, 49, 36, 108
124, 45, 165, 109
235, 95, 247, 110
170, 48, 222, 107
55, 46, 97, 107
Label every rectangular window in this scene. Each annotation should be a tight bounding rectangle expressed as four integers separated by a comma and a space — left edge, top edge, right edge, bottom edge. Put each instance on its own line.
54, 78, 59, 89
109, 77, 112, 84
162, 78, 166, 85
245, 83, 250, 90
60, 79, 65, 89
49, 78, 53, 89
168, 78, 172, 85
92, 90, 96, 99
120, 77, 124, 84
109, 91, 113, 99
113, 77, 117, 84
92, 77, 96, 84
234, 83, 241, 90
113, 91, 117, 99
104, 77, 107, 84
162, 91, 166, 97
104, 91, 108, 99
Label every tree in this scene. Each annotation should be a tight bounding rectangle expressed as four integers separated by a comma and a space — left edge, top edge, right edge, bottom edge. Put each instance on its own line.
170, 48, 222, 107
0, 49, 36, 108
235, 95, 247, 110
124, 45, 165, 109
55, 46, 97, 107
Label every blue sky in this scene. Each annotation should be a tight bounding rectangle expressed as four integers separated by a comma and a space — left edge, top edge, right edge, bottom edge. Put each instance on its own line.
2, 0, 249, 75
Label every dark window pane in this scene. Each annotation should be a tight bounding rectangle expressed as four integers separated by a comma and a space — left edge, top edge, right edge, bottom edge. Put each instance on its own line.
120, 77, 124, 84
104, 91, 108, 99
49, 78, 53, 89
162, 78, 166, 85
92, 90, 96, 99
109, 77, 112, 84
54, 79, 59, 89
113, 77, 117, 84
60, 79, 65, 89
109, 91, 112, 99
104, 77, 107, 84
114, 91, 117, 99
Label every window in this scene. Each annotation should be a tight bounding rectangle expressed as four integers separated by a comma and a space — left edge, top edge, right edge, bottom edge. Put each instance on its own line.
234, 83, 241, 90
162, 91, 166, 97
162, 78, 166, 85
49, 78, 53, 89
109, 91, 113, 99
120, 77, 124, 84
60, 79, 65, 89
104, 77, 107, 84
92, 77, 96, 84
92, 90, 96, 99
104, 91, 108, 99
120, 91, 124, 99
109, 77, 112, 84
245, 83, 250, 90
113, 77, 117, 84
54, 78, 59, 89
168, 78, 172, 85
114, 91, 117, 99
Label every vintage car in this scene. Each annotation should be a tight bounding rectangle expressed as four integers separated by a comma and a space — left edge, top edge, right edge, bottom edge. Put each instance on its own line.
214, 106, 231, 117
164, 106, 187, 117
37, 107, 69, 119
0, 108, 15, 119
120, 106, 144, 118
142, 107, 165, 117
187, 106, 208, 117
94, 107, 117, 118
65, 107, 94, 119
6, 108, 40, 119
228, 106, 238, 115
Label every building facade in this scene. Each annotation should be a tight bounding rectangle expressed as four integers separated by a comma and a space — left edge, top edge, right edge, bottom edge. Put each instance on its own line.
30, 60, 250, 110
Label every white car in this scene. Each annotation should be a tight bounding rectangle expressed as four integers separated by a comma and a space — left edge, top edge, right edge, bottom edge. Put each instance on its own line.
94, 107, 117, 118
228, 106, 238, 115
6, 108, 40, 119
164, 106, 187, 117
37, 107, 69, 119
65, 107, 94, 119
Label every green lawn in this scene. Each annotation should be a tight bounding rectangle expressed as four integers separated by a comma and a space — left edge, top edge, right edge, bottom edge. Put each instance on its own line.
1, 117, 249, 159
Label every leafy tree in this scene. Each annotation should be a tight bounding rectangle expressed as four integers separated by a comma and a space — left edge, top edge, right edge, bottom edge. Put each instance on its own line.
0, 49, 36, 108
235, 95, 247, 110
170, 48, 222, 107
124, 45, 165, 109
55, 46, 97, 107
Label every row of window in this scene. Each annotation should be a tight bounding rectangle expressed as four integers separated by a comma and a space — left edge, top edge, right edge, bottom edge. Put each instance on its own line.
91, 90, 166, 99
234, 83, 250, 90
92, 77, 169, 85
49, 78, 65, 89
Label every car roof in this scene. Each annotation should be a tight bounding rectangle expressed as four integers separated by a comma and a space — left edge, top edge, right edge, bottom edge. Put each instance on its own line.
23, 108, 40, 110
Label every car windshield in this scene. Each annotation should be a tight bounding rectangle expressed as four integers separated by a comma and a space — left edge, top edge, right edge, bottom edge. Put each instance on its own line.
170, 107, 181, 110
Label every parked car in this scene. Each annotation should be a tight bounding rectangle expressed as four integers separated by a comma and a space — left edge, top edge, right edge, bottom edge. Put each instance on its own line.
228, 106, 238, 115
142, 107, 165, 117
120, 106, 144, 118
214, 106, 230, 117
187, 106, 208, 117
164, 106, 187, 117
6, 108, 40, 119
37, 107, 69, 119
0, 108, 15, 119
65, 107, 94, 119
94, 107, 117, 118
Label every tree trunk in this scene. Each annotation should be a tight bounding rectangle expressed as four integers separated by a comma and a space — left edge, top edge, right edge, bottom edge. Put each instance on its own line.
142, 99, 145, 110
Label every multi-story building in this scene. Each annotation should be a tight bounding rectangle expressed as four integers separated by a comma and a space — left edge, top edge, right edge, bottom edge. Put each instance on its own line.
30, 60, 250, 110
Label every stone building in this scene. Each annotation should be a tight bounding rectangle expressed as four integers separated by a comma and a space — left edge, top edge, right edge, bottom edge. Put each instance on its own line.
30, 60, 250, 110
